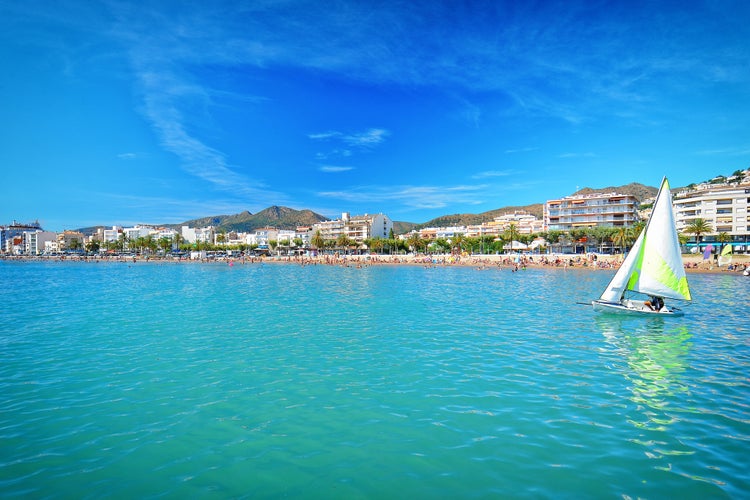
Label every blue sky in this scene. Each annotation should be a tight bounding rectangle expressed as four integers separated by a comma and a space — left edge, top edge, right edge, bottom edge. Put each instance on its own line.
1, 1, 749, 231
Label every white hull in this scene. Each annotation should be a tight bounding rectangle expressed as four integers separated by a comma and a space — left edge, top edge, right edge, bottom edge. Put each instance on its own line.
592, 299, 684, 317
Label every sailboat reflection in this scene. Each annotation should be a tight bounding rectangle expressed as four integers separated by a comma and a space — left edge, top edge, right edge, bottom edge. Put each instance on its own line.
596, 315, 692, 432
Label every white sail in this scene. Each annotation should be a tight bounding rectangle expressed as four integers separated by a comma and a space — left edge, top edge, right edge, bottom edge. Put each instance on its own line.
598, 229, 645, 303
598, 177, 691, 303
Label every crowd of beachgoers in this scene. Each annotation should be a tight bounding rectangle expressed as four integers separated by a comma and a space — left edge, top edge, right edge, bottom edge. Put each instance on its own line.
2, 252, 748, 275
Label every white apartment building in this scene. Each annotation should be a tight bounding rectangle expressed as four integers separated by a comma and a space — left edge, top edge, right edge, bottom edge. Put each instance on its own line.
544, 192, 639, 231
490, 210, 543, 235
673, 183, 750, 252
153, 227, 179, 241
313, 213, 393, 243
23, 230, 57, 255
435, 226, 468, 239
182, 225, 215, 244
123, 225, 153, 241
101, 226, 122, 243
245, 228, 277, 248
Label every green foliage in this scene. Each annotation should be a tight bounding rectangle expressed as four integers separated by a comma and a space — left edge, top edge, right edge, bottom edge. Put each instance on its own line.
85, 239, 100, 253
684, 218, 712, 242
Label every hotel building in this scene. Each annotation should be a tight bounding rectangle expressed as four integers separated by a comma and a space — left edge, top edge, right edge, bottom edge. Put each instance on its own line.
313, 213, 393, 243
489, 210, 544, 235
673, 183, 750, 252
544, 192, 639, 231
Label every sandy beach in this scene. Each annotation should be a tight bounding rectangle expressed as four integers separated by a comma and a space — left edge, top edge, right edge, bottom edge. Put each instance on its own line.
4, 252, 748, 276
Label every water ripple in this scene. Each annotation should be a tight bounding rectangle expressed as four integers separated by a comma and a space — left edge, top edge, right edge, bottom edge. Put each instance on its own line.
0, 262, 748, 497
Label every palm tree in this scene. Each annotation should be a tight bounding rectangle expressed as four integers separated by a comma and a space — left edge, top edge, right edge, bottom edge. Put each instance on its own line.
158, 237, 172, 254
85, 239, 100, 253
503, 224, 519, 253
451, 233, 465, 254
173, 233, 183, 251
406, 233, 423, 253
612, 227, 632, 253
311, 230, 325, 252
678, 233, 690, 247
335, 234, 351, 252
434, 238, 451, 254
684, 218, 712, 246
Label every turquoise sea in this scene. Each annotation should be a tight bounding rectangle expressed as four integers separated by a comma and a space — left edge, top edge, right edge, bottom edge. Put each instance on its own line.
1, 260, 748, 498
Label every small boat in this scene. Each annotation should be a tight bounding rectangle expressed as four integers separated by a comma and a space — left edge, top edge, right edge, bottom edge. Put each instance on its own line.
592, 177, 692, 316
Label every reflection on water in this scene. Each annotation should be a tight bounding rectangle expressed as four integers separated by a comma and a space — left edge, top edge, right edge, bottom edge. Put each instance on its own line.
596, 315, 692, 432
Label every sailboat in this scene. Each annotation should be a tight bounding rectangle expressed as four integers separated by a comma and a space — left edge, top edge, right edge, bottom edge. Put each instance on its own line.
592, 177, 692, 316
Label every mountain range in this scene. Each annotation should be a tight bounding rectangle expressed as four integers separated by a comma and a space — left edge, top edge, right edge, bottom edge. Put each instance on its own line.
166, 182, 660, 235
72, 170, 749, 236
74, 182, 666, 236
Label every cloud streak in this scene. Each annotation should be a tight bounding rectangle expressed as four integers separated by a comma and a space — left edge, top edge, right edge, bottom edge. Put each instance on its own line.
309, 127, 390, 161
318, 183, 487, 210
319, 165, 354, 173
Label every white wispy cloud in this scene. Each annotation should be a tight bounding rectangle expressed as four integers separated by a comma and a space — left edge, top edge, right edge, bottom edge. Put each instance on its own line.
342, 128, 389, 148
319, 165, 354, 173
308, 131, 341, 141
471, 169, 515, 180
318, 183, 486, 210
309, 128, 389, 161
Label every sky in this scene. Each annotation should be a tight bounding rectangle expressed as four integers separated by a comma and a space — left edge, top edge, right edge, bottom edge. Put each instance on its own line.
1, 1, 749, 231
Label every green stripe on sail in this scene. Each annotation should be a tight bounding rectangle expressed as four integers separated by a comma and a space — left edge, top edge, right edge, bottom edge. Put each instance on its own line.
626, 234, 647, 291
643, 252, 692, 300
677, 276, 691, 300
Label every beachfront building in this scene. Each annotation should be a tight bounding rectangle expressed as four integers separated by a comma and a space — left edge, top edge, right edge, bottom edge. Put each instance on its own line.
153, 227, 179, 241
1, 220, 44, 253
181, 225, 215, 245
435, 226, 468, 239
246, 227, 278, 250
313, 212, 393, 243
673, 183, 750, 253
544, 192, 639, 231
295, 226, 314, 248
94, 226, 123, 243
123, 225, 153, 241
489, 210, 543, 235
464, 224, 499, 238
23, 230, 57, 255
57, 230, 85, 251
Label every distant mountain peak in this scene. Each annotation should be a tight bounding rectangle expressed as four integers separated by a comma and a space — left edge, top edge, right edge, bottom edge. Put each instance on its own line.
174, 206, 328, 233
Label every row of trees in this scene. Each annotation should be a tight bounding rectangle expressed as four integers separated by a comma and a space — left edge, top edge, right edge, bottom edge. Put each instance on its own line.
72, 217, 722, 256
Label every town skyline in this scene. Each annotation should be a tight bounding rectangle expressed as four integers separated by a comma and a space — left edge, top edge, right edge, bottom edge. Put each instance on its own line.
6, 168, 748, 236
2, 2, 749, 232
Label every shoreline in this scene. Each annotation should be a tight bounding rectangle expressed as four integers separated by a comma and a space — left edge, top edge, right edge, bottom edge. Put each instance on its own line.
2, 252, 748, 276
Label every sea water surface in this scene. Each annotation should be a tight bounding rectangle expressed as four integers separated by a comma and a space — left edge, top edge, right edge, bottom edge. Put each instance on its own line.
1, 260, 748, 498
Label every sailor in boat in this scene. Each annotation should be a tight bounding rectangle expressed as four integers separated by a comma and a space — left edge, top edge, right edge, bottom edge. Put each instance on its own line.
644, 295, 664, 312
